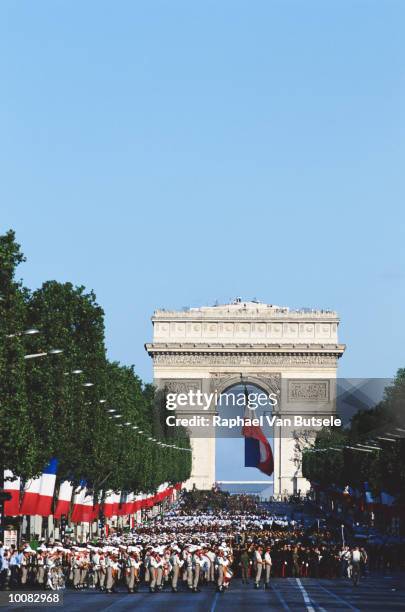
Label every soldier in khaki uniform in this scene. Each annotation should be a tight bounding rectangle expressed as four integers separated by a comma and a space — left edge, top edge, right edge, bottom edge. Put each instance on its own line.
264, 546, 272, 588
170, 546, 183, 592
254, 546, 264, 588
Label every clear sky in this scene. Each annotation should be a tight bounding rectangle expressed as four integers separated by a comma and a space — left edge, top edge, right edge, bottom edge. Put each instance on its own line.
1, 1, 404, 387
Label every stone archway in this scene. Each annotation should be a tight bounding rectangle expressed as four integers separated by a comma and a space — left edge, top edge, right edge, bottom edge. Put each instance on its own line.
145, 300, 345, 494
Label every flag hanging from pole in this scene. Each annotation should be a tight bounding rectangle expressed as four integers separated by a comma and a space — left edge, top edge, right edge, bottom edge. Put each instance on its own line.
54, 480, 73, 519
20, 476, 42, 516
36, 459, 58, 516
3, 470, 21, 516
242, 386, 274, 476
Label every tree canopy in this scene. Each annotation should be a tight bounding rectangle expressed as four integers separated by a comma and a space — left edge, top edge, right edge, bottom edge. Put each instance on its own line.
303, 371, 405, 500
0, 230, 191, 494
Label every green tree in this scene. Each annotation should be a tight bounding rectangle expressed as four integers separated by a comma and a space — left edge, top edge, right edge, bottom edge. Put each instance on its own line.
0, 231, 42, 477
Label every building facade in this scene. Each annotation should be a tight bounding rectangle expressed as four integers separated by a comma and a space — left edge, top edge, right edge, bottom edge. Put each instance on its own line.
145, 300, 345, 495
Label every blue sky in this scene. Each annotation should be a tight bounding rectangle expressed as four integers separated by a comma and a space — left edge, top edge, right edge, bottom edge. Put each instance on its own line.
1, 0, 404, 388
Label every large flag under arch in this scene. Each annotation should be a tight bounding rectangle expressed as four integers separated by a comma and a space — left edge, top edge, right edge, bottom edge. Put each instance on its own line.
242, 388, 274, 476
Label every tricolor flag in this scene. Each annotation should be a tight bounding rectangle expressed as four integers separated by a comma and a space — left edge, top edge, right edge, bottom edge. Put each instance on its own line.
144, 492, 154, 508
3, 470, 21, 516
20, 475, 42, 516
36, 459, 58, 516
103, 491, 120, 518
117, 491, 129, 516
133, 493, 143, 512
71, 482, 96, 523
242, 387, 274, 476
155, 482, 168, 502
54, 480, 74, 519
123, 492, 135, 515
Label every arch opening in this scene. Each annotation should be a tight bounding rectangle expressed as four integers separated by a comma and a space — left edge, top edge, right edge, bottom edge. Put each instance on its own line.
215, 382, 274, 498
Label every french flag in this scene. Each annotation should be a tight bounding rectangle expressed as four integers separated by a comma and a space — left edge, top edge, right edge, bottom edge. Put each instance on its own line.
20, 475, 42, 515
144, 493, 154, 508
242, 393, 274, 476
133, 493, 143, 511
117, 491, 128, 516
3, 470, 21, 516
71, 482, 96, 523
122, 492, 135, 515
103, 491, 120, 518
54, 480, 74, 519
36, 459, 58, 516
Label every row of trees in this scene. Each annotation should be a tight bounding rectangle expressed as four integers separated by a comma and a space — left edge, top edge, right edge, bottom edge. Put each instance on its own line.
302, 370, 405, 501
0, 230, 191, 497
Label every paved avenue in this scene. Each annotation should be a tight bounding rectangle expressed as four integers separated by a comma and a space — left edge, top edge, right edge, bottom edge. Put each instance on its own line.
8, 574, 405, 612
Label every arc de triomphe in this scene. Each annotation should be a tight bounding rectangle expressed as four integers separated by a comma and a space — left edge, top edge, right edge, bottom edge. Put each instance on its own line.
145, 301, 345, 495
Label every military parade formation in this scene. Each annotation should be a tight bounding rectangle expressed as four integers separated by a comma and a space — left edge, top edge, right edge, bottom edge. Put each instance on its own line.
1, 490, 403, 596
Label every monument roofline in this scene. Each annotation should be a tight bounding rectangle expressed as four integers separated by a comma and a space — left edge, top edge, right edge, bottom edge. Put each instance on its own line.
152, 306, 340, 321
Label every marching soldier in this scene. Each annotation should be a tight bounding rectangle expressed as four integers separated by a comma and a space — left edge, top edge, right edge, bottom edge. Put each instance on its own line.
143, 546, 152, 584
206, 547, 216, 583
254, 545, 263, 588
170, 546, 183, 592
98, 550, 106, 590
183, 546, 193, 589
240, 547, 250, 584
20, 550, 30, 586
216, 549, 225, 592
125, 552, 135, 593
72, 551, 82, 590
90, 548, 101, 589
192, 548, 203, 592
264, 546, 272, 588
105, 552, 118, 594
149, 551, 163, 592
36, 550, 46, 588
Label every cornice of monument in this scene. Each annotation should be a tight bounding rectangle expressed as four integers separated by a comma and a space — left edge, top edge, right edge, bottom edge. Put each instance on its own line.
145, 342, 346, 357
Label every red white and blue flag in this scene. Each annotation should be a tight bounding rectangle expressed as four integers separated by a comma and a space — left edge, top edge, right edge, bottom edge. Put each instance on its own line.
54, 480, 74, 519
242, 389, 274, 476
103, 491, 121, 518
36, 459, 58, 516
19, 475, 41, 515
3, 470, 21, 516
71, 482, 97, 523
20, 459, 59, 516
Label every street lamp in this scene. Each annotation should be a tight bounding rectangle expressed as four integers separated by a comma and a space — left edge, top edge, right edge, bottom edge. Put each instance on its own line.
24, 349, 63, 360
357, 444, 381, 451
6, 328, 40, 338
